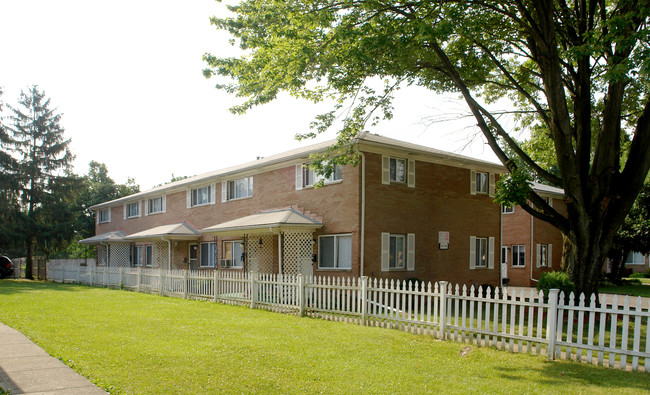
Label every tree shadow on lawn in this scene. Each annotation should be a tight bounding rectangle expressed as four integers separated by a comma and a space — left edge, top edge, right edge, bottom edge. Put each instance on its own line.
495, 358, 650, 392
0, 280, 89, 295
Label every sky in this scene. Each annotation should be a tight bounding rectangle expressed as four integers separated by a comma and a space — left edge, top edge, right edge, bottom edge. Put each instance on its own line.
0, 0, 509, 191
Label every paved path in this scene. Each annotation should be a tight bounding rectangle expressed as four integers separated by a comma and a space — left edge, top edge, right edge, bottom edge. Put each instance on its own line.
0, 323, 105, 394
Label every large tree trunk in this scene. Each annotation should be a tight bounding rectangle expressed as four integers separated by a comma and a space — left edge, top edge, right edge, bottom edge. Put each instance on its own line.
24, 236, 34, 280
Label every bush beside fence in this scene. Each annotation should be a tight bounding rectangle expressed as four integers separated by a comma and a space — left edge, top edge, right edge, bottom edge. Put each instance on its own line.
45, 265, 650, 373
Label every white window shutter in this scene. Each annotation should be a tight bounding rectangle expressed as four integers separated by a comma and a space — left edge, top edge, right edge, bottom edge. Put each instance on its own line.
548, 244, 553, 268
381, 232, 390, 271
162, 196, 166, 213
469, 236, 476, 270
407, 233, 415, 271
221, 182, 227, 202
123, 204, 127, 219
295, 165, 303, 190
470, 170, 477, 195
407, 159, 415, 188
381, 155, 390, 185
139, 201, 142, 217
249, 177, 253, 197
186, 190, 191, 209
489, 173, 495, 196
144, 200, 149, 216
536, 244, 541, 268
96, 210, 99, 224
210, 183, 216, 204
488, 237, 495, 269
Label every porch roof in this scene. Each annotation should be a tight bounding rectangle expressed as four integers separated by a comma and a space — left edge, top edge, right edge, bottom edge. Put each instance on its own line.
201, 208, 323, 237
79, 231, 128, 245
124, 222, 201, 242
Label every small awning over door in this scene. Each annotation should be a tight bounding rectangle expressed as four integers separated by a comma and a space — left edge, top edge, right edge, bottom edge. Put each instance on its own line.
200, 208, 323, 236
124, 222, 201, 242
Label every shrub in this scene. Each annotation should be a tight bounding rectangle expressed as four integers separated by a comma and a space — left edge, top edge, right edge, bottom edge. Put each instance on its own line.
629, 272, 649, 279
537, 271, 575, 298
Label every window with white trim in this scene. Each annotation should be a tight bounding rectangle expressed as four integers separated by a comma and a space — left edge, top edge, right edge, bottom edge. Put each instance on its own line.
501, 204, 514, 214
200, 242, 217, 267
390, 158, 406, 183
470, 171, 495, 195
469, 236, 495, 269
381, 232, 415, 271
223, 240, 244, 268
224, 177, 253, 201
147, 196, 165, 215
98, 208, 110, 223
625, 251, 645, 265
192, 186, 213, 207
512, 245, 526, 267
126, 202, 140, 218
537, 244, 551, 268
145, 245, 152, 266
301, 164, 342, 188
381, 156, 415, 187
318, 234, 351, 269
476, 172, 488, 194
132, 245, 143, 266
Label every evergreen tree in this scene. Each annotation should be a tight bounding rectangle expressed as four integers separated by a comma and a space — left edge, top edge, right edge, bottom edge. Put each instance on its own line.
6, 86, 74, 279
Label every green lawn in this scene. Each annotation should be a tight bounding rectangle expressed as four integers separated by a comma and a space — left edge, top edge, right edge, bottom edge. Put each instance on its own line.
1, 280, 649, 394
601, 278, 650, 298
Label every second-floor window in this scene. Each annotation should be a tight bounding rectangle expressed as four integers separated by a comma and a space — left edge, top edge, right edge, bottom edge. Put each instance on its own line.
126, 202, 140, 218
390, 158, 406, 183
302, 165, 342, 188
192, 185, 212, 206
147, 196, 165, 215
224, 177, 253, 201
98, 208, 110, 223
501, 204, 514, 214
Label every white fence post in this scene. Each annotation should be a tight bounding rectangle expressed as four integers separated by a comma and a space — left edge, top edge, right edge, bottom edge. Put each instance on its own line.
103, 267, 106, 287
90, 267, 94, 286
360, 276, 368, 325
119, 267, 124, 288
183, 270, 188, 299
297, 274, 305, 316
159, 269, 164, 296
250, 271, 257, 309
439, 281, 448, 340
213, 270, 219, 303
77, 265, 81, 283
547, 288, 560, 360
137, 267, 142, 293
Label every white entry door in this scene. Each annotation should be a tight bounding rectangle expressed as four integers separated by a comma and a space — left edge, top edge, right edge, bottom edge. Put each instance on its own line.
500, 246, 508, 282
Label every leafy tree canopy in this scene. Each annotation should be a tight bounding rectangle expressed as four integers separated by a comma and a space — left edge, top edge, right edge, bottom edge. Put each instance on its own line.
205, 1, 650, 296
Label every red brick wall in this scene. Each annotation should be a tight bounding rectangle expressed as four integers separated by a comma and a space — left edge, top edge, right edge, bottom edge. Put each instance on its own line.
362, 152, 501, 287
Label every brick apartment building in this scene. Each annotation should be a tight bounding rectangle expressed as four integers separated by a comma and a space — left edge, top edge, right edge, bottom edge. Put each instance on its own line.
82, 133, 505, 286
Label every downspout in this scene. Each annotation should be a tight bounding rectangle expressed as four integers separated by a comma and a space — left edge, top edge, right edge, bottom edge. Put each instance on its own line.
530, 211, 537, 283
161, 237, 171, 271
499, 205, 503, 286
360, 152, 366, 277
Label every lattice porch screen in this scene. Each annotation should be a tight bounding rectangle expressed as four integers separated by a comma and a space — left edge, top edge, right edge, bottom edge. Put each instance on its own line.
246, 234, 274, 273
282, 231, 313, 275
109, 243, 131, 267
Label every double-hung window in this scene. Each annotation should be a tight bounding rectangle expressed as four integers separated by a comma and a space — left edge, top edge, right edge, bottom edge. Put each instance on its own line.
318, 234, 351, 269
381, 233, 415, 271
469, 236, 495, 269
470, 170, 494, 195
147, 196, 165, 215
501, 204, 514, 214
625, 251, 645, 265
223, 177, 253, 201
126, 202, 140, 218
390, 158, 406, 183
381, 156, 415, 187
476, 172, 488, 194
132, 245, 143, 266
474, 237, 488, 268
300, 164, 343, 188
512, 245, 526, 267
145, 245, 152, 266
536, 244, 551, 268
192, 186, 212, 206
222, 240, 244, 268
98, 208, 110, 223
200, 242, 217, 267
389, 234, 406, 269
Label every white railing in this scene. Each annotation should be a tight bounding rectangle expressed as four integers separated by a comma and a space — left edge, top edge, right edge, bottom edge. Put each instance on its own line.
45, 266, 650, 373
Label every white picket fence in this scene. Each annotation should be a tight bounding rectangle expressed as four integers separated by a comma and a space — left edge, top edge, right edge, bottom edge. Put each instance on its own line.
47, 266, 650, 373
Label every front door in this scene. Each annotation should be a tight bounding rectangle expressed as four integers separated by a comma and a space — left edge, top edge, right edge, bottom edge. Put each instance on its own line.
500, 246, 508, 284
189, 244, 198, 270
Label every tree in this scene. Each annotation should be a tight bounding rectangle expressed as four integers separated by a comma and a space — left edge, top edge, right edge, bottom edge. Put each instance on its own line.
6, 86, 74, 279
204, 1, 650, 296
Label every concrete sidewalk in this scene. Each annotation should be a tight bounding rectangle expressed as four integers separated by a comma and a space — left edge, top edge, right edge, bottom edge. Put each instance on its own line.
0, 323, 105, 394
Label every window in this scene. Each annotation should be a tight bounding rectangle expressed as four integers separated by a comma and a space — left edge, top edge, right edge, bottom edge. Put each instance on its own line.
474, 237, 488, 268
223, 240, 244, 268
200, 242, 217, 267
192, 185, 213, 207
390, 158, 406, 183
381, 233, 415, 271
126, 202, 140, 218
512, 245, 526, 267
147, 196, 165, 215
469, 236, 494, 269
389, 234, 406, 269
318, 234, 351, 269
537, 244, 550, 267
98, 208, 110, 223
145, 245, 152, 266
299, 164, 343, 188
625, 251, 646, 265
132, 245, 143, 266
475, 172, 488, 194
501, 204, 514, 214
223, 177, 253, 201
